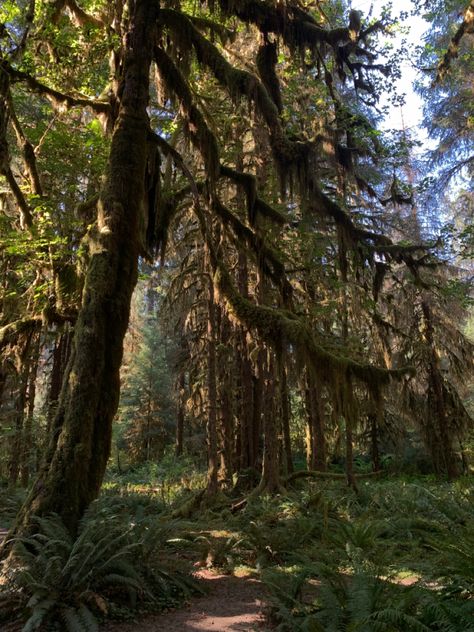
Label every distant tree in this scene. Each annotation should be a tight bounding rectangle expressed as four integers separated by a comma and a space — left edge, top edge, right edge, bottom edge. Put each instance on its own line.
117, 286, 175, 465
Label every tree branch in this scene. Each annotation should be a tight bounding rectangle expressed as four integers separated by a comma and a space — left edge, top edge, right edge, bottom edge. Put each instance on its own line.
2, 61, 110, 115
436, 0, 474, 82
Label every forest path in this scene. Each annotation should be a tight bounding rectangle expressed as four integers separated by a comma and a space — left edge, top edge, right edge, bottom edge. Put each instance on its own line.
105, 569, 269, 632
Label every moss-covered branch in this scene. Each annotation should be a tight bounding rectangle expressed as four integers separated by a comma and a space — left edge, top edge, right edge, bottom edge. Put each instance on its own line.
436, 0, 474, 81
49, 0, 104, 28
159, 8, 307, 165
7, 95, 43, 197
158, 6, 435, 280
2, 61, 110, 115
2, 165, 34, 230
217, 0, 360, 49
212, 198, 292, 302
153, 46, 220, 183
211, 250, 414, 386
219, 165, 286, 225
150, 131, 291, 299
0, 317, 42, 351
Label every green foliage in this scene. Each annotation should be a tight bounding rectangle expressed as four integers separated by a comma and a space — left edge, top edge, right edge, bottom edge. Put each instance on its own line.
105, 451, 207, 504
0, 485, 26, 528
249, 479, 474, 631
1, 511, 198, 630
116, 284, 177, 466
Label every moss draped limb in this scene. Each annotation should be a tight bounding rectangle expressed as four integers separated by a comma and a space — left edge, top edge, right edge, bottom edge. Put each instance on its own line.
159, 8, 306, 166
211, 256, 414, 387
154, 46, 220, 184
2, 60, 110, 116
212, 198, 292, 303
0, 318, 42, 352
219, 165, 286, 225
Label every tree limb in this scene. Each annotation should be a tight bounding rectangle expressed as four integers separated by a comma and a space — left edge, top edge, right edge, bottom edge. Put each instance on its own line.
2, 61, 110, 115
436, 0, 474, 81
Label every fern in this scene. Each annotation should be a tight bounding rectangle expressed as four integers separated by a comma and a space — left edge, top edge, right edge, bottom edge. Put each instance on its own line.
1, 512, 197, 630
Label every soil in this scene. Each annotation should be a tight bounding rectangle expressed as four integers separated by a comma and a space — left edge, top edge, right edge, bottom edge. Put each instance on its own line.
105, 569, 269, 632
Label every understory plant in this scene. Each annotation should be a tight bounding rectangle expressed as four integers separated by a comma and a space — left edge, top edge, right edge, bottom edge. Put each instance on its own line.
0, 511, 198, 631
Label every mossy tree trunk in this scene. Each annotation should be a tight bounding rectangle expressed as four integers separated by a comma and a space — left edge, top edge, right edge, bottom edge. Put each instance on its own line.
421, 301, 459, 479
279, 359, 293, 474
304, 371, 327, 472
369, 413, 381, 472
217, 308, 234, 486
6, 0, 159, 539
8, 331, 34, 486
259, 353, 284, 493
46, 328, 72, 436
175, 370, 185, 457
206, 261, 219, 496
20, 332, 41, 486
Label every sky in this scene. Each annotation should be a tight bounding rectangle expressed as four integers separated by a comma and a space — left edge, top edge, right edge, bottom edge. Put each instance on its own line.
351, 0, 429, 134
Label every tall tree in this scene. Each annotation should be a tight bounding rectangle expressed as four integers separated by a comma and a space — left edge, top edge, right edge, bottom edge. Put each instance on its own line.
0, 0, 472, 549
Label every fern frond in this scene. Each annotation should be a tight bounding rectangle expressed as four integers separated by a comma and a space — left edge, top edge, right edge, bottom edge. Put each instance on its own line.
22, 598, 56, 632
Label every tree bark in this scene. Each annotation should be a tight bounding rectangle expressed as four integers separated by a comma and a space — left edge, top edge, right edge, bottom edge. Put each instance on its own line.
206, 263, 219, 496
279, 358, 293, 474
304, 371, 327, 471
6, 0, 159, 541
46, 329, 72, 437
369, 413, 381, 472
421, 301, 458, 479
8, 332, 34, 485
217, 308, 234, 486
175, 370, 185, 457
258, 351, 284, 494
20, 333, 41, 486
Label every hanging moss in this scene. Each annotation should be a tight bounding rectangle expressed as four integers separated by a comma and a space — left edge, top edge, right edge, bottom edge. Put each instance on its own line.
0, 318, 42, 352
212, 198, 291, 302
159, 8, 307, 170
154, 46, 220, 185
219, 165, 286, 225
189, 15, 236, 45
256, 40, 283, 113
211, 255, 414, 390
53, 262, 81, 314
5, 60, 110, 116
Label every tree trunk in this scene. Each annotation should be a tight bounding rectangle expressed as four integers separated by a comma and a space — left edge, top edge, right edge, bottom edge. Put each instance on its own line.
422, 301, 458, 479
175, 370, 185, 457
217, 309, 233, 486
279, 358, 293, 474
259, 353, 283, 493
6, 0, 158, 540
46, 328, 72, 436
369, 413, 381, 472
236, 251, 253, 470
304, 371, 327, 471
20, 333, 41, 486
206, 264, 219, 496
8, 332, 33, 486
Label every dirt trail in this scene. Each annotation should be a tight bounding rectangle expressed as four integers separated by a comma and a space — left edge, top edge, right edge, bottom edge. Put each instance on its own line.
105, 570, 269, 632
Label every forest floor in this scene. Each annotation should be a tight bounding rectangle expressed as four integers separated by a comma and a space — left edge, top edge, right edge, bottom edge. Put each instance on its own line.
1, 475, 473, 631
105, 569, 269, 632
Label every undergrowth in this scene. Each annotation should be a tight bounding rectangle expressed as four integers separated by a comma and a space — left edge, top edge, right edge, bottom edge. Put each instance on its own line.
0, 506, 200, 631
1, 475, 473, 630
